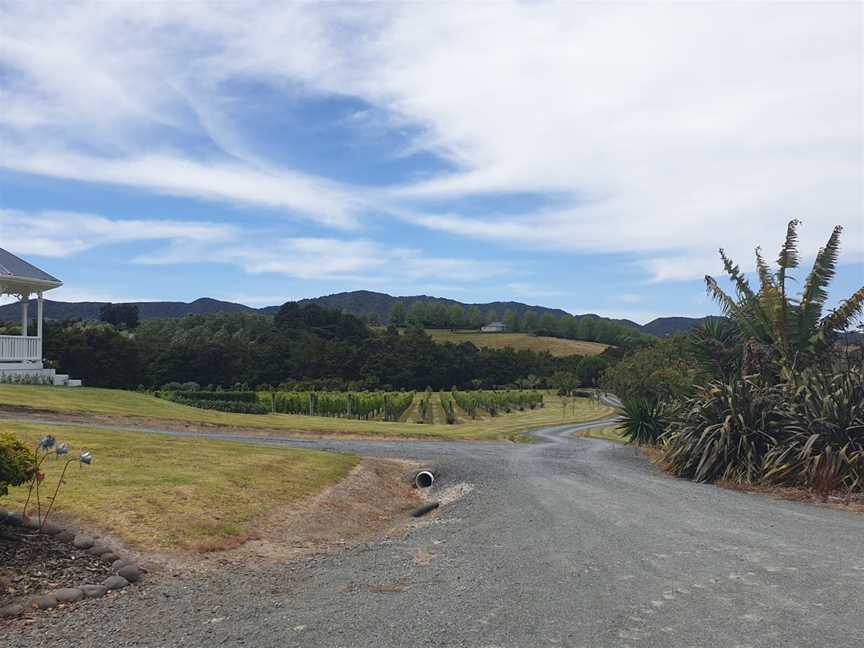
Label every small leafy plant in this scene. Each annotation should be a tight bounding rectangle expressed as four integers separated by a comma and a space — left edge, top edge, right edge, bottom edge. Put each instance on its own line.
0, 432, 35, 498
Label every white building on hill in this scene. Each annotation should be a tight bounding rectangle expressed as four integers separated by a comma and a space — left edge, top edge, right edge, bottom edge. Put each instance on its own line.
0, 248, 80, 386
481, 321, 506, 333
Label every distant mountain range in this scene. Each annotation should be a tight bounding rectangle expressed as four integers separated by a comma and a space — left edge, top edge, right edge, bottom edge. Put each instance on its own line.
0, 291, 715, 337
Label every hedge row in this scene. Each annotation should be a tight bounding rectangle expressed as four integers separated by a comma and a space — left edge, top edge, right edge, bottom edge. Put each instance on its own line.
169, 395, 269, 415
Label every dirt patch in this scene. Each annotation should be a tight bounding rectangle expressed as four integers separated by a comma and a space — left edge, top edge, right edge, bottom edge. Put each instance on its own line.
215, 457, 422, 564
715, 479, 864, 513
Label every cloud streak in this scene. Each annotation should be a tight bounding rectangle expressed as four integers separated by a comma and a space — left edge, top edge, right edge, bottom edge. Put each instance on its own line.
0, 209, 235, 257
0, 2, 860, 285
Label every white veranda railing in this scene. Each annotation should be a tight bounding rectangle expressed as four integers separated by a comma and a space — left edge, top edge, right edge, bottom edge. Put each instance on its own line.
0, 335, 41, 362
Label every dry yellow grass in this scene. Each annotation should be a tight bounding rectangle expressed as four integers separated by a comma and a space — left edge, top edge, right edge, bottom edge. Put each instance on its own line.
0, 385, 614, 441
575, 425, 626, 443
3, 422, 358, 551
426, 330, 608, 357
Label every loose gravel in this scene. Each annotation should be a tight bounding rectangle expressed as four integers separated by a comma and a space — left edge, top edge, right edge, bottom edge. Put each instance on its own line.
4, 417, 863, 647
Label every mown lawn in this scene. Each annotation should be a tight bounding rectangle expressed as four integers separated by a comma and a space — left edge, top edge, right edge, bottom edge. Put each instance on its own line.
425, 330, 609, 357
3, 423, 358, 551
0, 386, 614, 441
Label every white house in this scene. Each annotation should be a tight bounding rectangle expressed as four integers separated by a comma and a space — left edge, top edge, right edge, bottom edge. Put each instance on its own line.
0, 248, 80, 386
481, 321, 507, 333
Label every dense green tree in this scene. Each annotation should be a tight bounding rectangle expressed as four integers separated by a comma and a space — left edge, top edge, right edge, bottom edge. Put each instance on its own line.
447, 304, 465, 328
100, 303, 140, 329
539, 313, 558, 332
522, 310, 540, 332
408, 301, 428, 327
600, 337, 704, 402
574, 356, 609, 387
44, 322, 142, 389
389, 302, 406, 326
503, 310, 519, 332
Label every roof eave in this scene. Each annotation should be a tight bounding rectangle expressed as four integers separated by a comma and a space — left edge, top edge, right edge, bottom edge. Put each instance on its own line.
0, 276, 64, 292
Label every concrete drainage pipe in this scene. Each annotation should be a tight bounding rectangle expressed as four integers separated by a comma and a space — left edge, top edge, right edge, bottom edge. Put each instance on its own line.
414, 470, 435, 489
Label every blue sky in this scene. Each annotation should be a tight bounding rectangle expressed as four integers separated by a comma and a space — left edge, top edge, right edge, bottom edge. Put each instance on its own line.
0, 2, 861, 324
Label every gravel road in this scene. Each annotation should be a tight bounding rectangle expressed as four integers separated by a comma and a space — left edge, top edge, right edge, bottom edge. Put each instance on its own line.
5, 416, 862, 648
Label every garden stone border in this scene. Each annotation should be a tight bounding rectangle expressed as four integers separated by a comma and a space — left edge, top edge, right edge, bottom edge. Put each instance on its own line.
0, 508, 145, 619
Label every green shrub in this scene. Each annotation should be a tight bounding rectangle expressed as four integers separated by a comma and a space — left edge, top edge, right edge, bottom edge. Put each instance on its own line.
663, 378, 785, 484
170, 396, 270, 415
660, 367, 864, 493
0, 432, 36, 497
763, 367, 864, 494
618, 398, 667, 446
173, 390, 258, 403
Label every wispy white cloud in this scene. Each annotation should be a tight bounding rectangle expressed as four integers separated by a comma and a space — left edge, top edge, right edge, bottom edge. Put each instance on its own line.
135, 236, 506, 283
0, 209, 235, 257
506, 282, 574, 299
0, 2, 860, 283
1, 150, 364, 230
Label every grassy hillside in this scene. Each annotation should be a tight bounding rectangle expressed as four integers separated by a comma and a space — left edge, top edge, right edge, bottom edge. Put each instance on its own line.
0, 385, 612, 441
426, 330, 608, 356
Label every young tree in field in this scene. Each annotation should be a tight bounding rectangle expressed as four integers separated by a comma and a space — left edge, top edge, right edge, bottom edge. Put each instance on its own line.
705, 220, 864, 374
557, 314, 579, 339
522, 310, 540, 332
408, 301, 428, 327
575, 356, 609, 387
447, 304, 465, 328
576, 316, 596, 341
429, 302, 449, 328
540, 313, 558, 332
551, 370, 579, 395
503, 310, 519, 332
390, 302, 406, 326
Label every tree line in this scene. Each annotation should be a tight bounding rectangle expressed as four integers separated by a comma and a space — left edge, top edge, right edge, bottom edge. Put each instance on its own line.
388, 300, 649, 347
35, 303, 616, 391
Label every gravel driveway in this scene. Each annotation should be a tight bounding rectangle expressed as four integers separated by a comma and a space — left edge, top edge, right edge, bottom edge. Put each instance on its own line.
5, 417, 862, 648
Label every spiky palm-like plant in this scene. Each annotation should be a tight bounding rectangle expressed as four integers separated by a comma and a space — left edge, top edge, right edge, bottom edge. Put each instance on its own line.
705, 220, 864, 374
618, 398, 667, 446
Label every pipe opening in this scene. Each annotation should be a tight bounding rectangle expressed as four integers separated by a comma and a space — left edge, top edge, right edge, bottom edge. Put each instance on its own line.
414, 470, 435, 489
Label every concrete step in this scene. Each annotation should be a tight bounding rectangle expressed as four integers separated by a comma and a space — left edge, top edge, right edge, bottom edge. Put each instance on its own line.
0, 366, 82, 387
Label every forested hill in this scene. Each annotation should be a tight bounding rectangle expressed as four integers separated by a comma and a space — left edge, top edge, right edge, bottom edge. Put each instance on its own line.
0, 290, 709, 336
298, 290, 574, 323
0, 298, 259, 322
640, 316, 726, 337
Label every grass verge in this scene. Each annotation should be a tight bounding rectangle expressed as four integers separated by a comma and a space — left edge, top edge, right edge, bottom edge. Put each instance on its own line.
2, 422, 358, 551
0, 386, 613, 441
576, 425, 626, 443
425, 330, 608, 357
